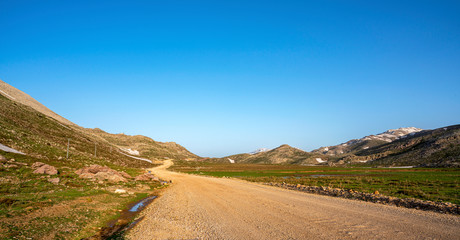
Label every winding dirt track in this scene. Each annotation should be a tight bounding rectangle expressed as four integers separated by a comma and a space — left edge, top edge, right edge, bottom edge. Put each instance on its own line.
127, 161, 459, 239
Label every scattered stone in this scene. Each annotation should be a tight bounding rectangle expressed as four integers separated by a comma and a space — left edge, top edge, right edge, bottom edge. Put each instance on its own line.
48, 178, 60, 185
32, 162, 46, 169
120, 171, 133, 179
32, 162, 58, 175
114, 189, 127, 194
374, 191, 380, 195
0, 155, 7, 163
75, 165, 128, 183
135, 173, 160, 181
1, 163, 19, 169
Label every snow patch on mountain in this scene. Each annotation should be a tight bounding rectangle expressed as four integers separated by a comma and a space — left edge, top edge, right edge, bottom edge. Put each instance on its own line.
316, 158, 326, 163
121, 148, 140, 156
315, 127, 423, 155
250, 148, 270, 155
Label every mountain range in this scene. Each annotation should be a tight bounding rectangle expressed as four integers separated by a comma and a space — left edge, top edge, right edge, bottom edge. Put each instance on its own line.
213, 126, 459, 167
1, 79, 458, 167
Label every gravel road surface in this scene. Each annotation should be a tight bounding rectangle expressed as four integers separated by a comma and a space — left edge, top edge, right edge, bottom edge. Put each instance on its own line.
127, 160, 459, 240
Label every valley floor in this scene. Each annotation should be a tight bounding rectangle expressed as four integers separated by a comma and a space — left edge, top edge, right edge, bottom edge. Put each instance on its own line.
127, 160, 460, 240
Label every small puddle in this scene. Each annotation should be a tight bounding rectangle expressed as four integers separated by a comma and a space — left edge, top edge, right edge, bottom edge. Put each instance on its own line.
129, 195, 157, 212
83, 195, 157, 240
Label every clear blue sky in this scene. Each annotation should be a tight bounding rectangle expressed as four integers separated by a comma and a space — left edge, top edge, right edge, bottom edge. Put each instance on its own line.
1, 1, 459, 157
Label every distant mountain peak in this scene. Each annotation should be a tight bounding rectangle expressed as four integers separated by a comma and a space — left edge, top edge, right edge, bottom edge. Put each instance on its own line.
313, 127, 423, 155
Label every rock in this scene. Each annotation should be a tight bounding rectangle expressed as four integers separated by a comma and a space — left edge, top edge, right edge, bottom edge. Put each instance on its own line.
32, 162, 46, 169
75, 165, 127, 182
374, 191, 380, 195
48, 178, 60, 185
135, 174, 151, 181
79, 173, 95, 179
94, 172, 111, 181
107, 174, 128, 183
33, 163, 58, 175
120, 171, 132, 179
135, 173, 159, 181
5, 164, 19, 169
0, 155, 7, 163
114, 189, 127, 194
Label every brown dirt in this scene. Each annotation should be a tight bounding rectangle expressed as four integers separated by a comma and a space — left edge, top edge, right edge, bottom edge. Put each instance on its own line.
128, 160, 460, 240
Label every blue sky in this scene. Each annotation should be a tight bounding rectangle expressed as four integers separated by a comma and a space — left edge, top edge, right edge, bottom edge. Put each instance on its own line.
1, 1, 459, 157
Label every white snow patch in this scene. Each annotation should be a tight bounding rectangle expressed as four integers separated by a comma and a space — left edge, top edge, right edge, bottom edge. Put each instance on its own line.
121, 148, 140, 156
250, 148, 270, 154
118, 151, 152, 163
227, 158, 235, 164
0, 143, 25, 155
363, 146, 369, 149
316, 158, 326, 163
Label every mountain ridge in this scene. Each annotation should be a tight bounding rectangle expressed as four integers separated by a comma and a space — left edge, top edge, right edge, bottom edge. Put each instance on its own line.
0, 79, 199, 163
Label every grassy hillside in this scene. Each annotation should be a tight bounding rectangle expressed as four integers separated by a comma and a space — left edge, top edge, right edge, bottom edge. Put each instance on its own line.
213, 144, 329, 165
86, 128, 199, 161
0, 94, 153, 169
355, 125, 460, 167
0, 93, 167, 239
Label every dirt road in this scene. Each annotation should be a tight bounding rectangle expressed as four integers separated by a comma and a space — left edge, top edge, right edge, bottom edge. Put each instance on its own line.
127, 160, 459, 239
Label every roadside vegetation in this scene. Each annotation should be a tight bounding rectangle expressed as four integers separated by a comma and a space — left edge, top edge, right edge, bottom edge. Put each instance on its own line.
171, 161, 460, 204
0, 151, 164, 239
0, 94, 168, 239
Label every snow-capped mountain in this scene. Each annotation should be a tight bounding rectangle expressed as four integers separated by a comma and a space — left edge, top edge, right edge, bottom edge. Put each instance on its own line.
313, 127, 423, 155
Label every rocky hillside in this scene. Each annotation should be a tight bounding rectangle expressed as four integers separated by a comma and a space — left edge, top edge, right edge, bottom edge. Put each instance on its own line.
86, 128, 198, 161
312, 127, 423, 156
216, 144, 328, 165
348, 125, 460, 167
0, 79, 199, 163
214, 126, 459, 167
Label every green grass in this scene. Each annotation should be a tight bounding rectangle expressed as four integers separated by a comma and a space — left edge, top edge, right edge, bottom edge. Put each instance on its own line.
0, 151, 163, 239
172, 162, 460, 204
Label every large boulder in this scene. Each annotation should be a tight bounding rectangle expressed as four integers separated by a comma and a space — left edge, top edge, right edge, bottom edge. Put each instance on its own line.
135, 173, 160, 181
75, 164, 128, 183
32, 162, 58, 175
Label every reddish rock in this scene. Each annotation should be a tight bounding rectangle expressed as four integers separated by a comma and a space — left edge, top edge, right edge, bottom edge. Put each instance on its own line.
135, 173, 160, 181
75, 165, 127, 183
32, 162, 46, 169
32, 163, 58, 175
120, 171, 132, 179
48, 178, 60, 185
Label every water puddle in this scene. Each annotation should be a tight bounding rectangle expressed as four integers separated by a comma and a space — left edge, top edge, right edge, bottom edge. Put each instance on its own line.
129, 195, 157, 212
83, 195, 157, 240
